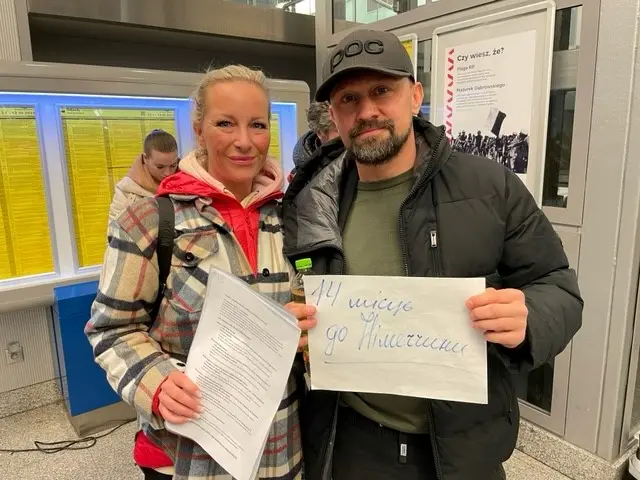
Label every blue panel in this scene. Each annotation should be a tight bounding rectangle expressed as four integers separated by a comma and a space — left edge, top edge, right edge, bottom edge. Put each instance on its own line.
420, 104, 431, 120
271, 102, 298, 184
55, 281, 100, 301
55, 281, 99, 316
51, 302, 68, 405
53, 281, 121, 416
63, 314, 121, 416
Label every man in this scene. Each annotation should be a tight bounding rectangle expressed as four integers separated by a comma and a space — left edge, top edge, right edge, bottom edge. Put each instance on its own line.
511, 131, 529, 174
289, 101, 342, 181
309, 101, 339, 143
109, 129, 179, 220
282, 29, 582, 480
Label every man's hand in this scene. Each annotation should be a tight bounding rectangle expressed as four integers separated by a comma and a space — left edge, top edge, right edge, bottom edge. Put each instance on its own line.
158, 371, 202, 424
284, 303, 318, 350
466, 288, 528, 349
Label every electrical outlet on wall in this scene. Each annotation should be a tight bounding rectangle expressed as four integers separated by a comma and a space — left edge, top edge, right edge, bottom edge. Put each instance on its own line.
5, 342, 24, 365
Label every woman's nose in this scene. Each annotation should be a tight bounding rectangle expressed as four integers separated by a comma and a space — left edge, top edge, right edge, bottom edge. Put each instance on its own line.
233, 127, 252, 151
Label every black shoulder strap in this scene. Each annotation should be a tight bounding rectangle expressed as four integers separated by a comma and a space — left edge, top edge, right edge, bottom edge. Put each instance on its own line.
150, 196, 175, 323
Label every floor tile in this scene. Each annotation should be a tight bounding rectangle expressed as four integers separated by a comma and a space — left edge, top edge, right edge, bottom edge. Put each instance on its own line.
505, 449, 571, 479
0, 402, 79, 472
88, 420, 142, 479
8, 449, 98, 480
0, 380, 61, 419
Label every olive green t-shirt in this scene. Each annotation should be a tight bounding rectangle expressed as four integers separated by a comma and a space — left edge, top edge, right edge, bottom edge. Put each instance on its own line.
341, 168, 430, 434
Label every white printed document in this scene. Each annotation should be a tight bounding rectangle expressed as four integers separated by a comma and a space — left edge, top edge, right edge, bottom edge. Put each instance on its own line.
166, 268, 301, 480
303, 275, 488, 404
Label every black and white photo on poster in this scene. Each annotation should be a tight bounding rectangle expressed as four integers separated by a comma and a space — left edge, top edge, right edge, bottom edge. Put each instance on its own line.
451, 107, 529, 175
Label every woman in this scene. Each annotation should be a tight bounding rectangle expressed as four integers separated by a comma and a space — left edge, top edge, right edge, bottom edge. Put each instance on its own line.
86, 65, 315, 480
108, 129, 179, 221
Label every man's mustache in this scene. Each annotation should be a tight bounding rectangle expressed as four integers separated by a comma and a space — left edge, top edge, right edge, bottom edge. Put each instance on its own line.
349, 119, 394, 140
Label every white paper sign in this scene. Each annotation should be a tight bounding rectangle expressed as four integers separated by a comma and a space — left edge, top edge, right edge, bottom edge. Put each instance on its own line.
303, 275, 488, 404
166, 268, 301, 480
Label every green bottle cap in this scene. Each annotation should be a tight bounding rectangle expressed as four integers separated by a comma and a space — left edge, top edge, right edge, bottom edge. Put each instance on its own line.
295, 258, 312, 270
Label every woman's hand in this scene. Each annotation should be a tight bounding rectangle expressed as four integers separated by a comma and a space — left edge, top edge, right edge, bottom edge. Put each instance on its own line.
285, 303, 318, 350
158, 371, 203, 424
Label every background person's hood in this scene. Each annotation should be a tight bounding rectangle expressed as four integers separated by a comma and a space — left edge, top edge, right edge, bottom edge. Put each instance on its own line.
127, 153, 161, 193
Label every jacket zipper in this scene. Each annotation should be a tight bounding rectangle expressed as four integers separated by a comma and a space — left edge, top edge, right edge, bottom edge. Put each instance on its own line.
427, 402, 444, 480
398, 128, 446, 480
501, 365, 514, 424
430, 230, 440, 277
398, 128, 446, 276
320, 396, 341, 480
427, 229, 444, 479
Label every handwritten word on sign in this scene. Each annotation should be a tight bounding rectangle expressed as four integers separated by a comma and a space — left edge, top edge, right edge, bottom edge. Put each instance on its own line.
303, 275, 488, 404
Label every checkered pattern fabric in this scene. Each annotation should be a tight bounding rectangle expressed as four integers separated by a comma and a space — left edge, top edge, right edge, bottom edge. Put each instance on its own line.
86, 195, 301, 480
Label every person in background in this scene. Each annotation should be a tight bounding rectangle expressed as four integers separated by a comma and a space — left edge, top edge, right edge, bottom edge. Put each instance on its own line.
283, 29, 583, 480
108, 129, 179, 221
86, 65, 316, 480
289, 101, 341, 182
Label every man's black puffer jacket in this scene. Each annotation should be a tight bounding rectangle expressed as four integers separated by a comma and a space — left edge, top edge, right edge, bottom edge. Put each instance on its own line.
282, 117, 583, 480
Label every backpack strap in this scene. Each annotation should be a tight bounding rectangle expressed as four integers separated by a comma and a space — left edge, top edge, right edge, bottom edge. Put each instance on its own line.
149, 195, 175, 324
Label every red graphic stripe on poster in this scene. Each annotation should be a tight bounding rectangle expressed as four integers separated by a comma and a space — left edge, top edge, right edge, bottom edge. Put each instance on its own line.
445, 48, 455, 141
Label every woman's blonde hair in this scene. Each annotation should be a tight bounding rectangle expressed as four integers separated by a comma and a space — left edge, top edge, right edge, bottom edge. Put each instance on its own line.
191, 64, 270, 131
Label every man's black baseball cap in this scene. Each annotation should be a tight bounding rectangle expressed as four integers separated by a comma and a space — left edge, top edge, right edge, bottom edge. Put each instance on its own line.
316, 29, 414, 102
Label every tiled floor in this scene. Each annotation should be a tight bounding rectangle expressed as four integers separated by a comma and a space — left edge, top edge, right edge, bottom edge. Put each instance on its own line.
0, 403, 141, 480
1, 402, 570, 480
505, 450, 570, 479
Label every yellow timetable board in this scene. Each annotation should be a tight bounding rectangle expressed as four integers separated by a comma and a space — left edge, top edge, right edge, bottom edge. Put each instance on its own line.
60, 107, 177, 267
0, 106, 55, 280
268, 113, 281, 165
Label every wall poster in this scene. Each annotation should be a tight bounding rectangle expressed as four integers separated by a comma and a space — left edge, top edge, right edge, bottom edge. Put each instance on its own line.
431, 2, 556, 204
445, 31, 536, 182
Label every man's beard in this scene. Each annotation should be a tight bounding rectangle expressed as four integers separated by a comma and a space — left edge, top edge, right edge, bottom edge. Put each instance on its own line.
347, 118, 411, 166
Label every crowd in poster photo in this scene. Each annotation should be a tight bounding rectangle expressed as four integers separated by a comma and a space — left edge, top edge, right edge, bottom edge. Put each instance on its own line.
452, 129, 529, 175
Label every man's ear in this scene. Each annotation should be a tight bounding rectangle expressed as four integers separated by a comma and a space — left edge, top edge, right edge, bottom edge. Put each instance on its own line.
411, 82, 425, 115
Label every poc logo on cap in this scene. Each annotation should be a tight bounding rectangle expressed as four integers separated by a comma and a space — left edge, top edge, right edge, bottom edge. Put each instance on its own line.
330, 40, 385, 73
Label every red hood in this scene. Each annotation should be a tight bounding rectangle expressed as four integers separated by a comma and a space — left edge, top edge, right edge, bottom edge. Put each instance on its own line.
156, 171, 282, 207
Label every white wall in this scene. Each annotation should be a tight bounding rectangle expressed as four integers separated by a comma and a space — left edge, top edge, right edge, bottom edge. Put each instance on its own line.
0, 0, 21, 61
0, 307, 56, 393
